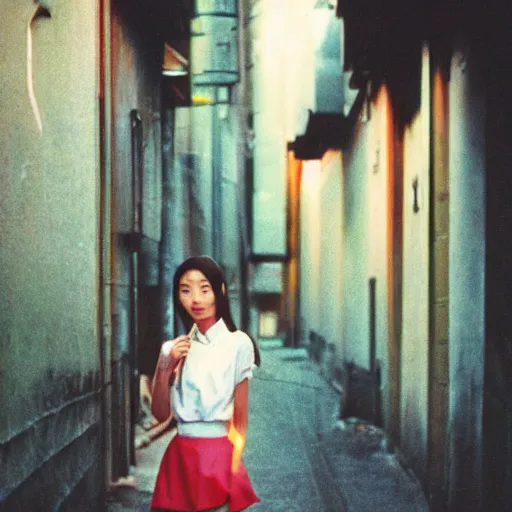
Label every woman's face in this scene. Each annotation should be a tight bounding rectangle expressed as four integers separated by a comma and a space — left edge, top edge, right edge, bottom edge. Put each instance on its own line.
178, 269, 217, 327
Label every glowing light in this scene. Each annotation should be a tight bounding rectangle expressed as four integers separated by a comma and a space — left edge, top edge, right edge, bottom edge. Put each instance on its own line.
228, 424, 245, 473
192, 95, 214, 105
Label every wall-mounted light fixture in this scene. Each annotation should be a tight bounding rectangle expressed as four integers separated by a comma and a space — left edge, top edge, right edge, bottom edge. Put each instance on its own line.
162, 44, 188, 77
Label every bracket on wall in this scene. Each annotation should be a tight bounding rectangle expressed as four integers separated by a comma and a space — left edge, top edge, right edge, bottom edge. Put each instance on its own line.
412, 176, 420, 213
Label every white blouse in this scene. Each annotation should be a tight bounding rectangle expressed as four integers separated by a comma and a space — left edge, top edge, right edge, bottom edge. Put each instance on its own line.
170, 318, 256, 423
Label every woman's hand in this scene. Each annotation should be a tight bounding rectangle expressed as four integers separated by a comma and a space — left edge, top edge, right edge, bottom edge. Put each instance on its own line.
159, 335, 191, 371
151, 335, 190, 422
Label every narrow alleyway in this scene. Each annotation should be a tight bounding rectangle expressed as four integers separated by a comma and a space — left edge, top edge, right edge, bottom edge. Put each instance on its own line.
107, 339, 429, 512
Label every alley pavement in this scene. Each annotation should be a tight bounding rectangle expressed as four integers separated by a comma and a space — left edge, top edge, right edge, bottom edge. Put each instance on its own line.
107, 338, 429, 511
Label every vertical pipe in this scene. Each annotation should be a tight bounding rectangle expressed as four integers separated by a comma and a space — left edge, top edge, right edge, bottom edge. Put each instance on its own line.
161, 106, 175, 339
99, 0, 113, 490
212, 103, 223, 263
369, 277, 376, 374
369, 277, 377, 423
130, 109, 142, 465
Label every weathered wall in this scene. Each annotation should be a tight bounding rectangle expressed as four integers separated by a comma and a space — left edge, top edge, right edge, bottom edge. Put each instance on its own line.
299, 161, 322, 341
110, 0, 163, 477
171, 100, 246, 329
447, 37, 486, 510
0, 1, 102, 509
317, 151, 343, 379
340, 120, 371, 368
220, 104, 243, 324
366, 86, 392, 428
329, 86, 393, 426
172, 105, 214, 258
399, 45, 431, 479
250, 0, 302, 256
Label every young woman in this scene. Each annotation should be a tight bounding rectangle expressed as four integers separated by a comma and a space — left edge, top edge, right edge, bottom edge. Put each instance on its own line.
151, 256, 260, 512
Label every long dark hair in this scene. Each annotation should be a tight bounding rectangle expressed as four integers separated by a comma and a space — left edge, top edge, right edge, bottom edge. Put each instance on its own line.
173, 256, 260, 366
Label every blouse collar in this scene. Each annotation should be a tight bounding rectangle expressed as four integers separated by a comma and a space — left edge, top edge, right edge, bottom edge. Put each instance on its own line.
194, 318, 229, 345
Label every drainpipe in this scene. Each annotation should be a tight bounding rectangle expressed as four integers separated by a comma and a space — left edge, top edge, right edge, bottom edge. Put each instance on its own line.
212, 94, 224, 264
161, 106, 175, 339
369, 277, 380, 425
99, 0, 113, 490
130, 109, 143, 465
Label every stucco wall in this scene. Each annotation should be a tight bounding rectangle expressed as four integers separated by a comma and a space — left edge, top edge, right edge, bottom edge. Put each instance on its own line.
0, 1, 102, 508
109, 1, 164, 477
299, 161, 322, 338
336, 87, 393, 426
366, 86, 392, 428
399, 45, 431, 479
340, 121, 371, 367
250, 0, 302, 255
317, 151, 343, 377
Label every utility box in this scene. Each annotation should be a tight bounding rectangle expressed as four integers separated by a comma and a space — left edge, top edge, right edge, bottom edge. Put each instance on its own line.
191, 0, 239, 86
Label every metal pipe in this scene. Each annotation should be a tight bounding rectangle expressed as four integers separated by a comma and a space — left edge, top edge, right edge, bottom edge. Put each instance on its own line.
99, 0, 113, 489
212, 103, 223, 263
369, 277, 377, 423
130, 109, 143, 466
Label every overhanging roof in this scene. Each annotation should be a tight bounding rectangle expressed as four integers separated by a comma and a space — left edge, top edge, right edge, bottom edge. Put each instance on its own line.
291, 90, 365, 161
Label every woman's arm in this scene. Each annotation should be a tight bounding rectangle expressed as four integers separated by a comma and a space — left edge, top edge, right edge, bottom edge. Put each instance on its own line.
150, 353, 175, 423
229, 378, 249, 472
151, 335, 191, 422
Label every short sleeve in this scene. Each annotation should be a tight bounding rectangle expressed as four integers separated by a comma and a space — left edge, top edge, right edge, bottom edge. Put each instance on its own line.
234, 333, 256, 385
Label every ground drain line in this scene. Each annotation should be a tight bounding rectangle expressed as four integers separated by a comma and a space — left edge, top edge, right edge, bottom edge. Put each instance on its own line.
298, 424, 349, 512
289, 385, 348, 511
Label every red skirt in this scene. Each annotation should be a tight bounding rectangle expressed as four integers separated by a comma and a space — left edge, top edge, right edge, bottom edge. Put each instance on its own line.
151, 434, 259, 512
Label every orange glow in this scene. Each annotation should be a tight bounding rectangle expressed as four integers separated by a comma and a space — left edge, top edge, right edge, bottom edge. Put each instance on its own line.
433, 69, 446, 134
432, 68, 448, 194
228, 423, 245, 473
287, 151, 302, 339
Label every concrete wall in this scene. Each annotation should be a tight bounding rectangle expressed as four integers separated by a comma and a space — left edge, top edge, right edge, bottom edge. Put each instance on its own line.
220, 104, 244, 324
447, 38, 486, 510
299, 161, 322, 340
399, 45, 431, 479
0, 1, 103, 509
332, 86, 393, 427
110, 0, 163, 477
366, 86, 393, 428
340, 120, 371, 368
250, 0, 318, 255
171, 99, 246, 330
172, 105, 213, 257
317, 151, 343, 378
